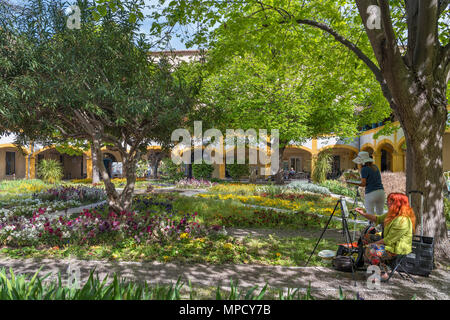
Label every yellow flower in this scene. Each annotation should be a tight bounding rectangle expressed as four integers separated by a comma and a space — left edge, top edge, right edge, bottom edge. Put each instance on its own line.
276, 252, 281, 257
223, 243, 233, 250
180, 233, 189, 239
163, 256, 170, 261
112, 254, 118, 259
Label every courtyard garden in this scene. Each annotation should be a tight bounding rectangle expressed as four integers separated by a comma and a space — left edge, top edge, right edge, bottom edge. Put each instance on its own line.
1, 0, 449, 304
0, 180, 346, 267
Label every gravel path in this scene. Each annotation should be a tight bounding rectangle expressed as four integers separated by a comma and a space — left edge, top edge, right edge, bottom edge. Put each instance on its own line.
226, 227, 351, 241
0, 257, 448, 300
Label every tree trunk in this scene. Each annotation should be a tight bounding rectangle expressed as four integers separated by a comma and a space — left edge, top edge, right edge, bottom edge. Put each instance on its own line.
274, 146, 286, 185
153, 160, 160, 179
90, 144, 100, 184
91, 137, 139, 213
401, 101, 450, 263
119, 155, 138, 211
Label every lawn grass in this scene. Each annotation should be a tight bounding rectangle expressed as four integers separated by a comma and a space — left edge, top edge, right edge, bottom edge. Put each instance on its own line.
0, 234, 339, 267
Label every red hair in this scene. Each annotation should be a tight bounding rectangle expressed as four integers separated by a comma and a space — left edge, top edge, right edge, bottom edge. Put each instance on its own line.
385, 193, 416, 231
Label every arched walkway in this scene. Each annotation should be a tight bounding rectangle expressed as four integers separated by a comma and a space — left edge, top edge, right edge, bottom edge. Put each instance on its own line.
282, 146, 313, 175
32, 147, 87, 180
318, 145, 358, 177
375, 140, 395, 172
0, 144, 27, 179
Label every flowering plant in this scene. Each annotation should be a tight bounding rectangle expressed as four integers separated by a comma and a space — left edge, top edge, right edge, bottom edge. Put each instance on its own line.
0, 204, 207, 246
175, 178, 217, 189
35, 186, 106, 203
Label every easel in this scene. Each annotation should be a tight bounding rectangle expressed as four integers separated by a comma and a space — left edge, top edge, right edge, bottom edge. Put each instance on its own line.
305, 196, 361, 285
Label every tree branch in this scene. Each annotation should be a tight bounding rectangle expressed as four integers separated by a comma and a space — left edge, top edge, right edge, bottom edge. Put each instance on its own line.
413, 0, 439, 78
292, 19, 382, 80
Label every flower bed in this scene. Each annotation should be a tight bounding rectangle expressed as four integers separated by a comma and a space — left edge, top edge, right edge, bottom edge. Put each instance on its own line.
0, 204, 206, 247
0, 179, 54, 195
196, 193, 338, 217
35, 186, 106, 203
175, 178, 217, 189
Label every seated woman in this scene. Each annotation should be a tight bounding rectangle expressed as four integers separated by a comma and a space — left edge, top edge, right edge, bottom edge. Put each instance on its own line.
355, 193, 416, 281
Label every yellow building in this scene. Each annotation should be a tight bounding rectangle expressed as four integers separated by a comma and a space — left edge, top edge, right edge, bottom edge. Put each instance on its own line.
1, 106, 449, 181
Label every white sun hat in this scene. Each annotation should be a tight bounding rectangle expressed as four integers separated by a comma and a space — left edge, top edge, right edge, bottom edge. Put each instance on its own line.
352, 156, 363, 165
353, 151, 374, 164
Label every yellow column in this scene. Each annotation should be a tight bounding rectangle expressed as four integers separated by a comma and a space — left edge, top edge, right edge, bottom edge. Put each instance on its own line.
219, 163, 225, 179
392, 151, 404, 172
30, 157, 36, 179
219, 137, 225, 179
373, 151, 381, 169
25, 156, 29, 180
86, 157, 93, 179
311, 138, 318, 174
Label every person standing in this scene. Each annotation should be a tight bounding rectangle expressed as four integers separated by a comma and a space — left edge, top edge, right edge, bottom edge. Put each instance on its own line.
347, 151, 386, 216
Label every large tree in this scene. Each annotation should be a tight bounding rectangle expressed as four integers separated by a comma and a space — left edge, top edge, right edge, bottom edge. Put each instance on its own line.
92, 0, 449, 260
199, 45, 389, 183
0, 0, 196, 212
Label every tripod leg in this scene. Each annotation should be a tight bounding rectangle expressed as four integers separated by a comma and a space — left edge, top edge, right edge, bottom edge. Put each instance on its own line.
305, 200, 339, 266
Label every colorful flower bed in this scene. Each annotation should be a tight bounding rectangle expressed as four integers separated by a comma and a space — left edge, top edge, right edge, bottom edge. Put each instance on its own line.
0, 186, 106, 218
175, 178, 217, 189
0, 179, 54, 195
35, 186, 106, 203
0, 205, 206, 247
196, 193, 340, 218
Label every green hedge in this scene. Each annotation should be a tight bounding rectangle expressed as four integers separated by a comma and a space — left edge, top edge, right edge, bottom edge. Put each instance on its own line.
192, 162, 214, 180
226, 164, 250, 180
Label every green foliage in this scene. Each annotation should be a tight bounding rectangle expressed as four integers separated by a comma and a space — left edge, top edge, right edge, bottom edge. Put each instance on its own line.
0, 267, 185, 300
0, 0, 198, 210
37, 159, 63, 184
192, 162, 214, 180
226, 164, 250, 180
287, 181, 331, 196
136, 160, 150, 178
319, 180, 356, 198
312, 152, 332, 184
159, 158, 185, 181
215, 279, 267, 300
373, 122, 401, 140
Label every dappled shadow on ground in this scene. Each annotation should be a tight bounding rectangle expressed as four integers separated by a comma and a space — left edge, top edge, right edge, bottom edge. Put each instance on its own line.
0, 257, 448, 300
227, 227, 352, 241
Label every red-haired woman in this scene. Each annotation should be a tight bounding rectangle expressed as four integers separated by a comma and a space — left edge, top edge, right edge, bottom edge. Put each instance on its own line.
355, 193, 416, 280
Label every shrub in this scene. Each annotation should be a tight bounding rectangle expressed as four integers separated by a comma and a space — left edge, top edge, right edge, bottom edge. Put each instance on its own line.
226, 164, 250, 180
287, 181, 331, 195
175, 178, 216, 189
35, 186, 106, 203
159, 158, 185, 181
192, 162, 214, 180
319, 180, 356, 198
256, 185, 287, 197
311, 152, 332, 184
37, 159, 63, 184
136, 160, 150, 178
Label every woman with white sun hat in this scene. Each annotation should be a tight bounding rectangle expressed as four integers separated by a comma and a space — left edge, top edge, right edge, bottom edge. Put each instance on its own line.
347, 151, 386, 216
